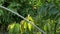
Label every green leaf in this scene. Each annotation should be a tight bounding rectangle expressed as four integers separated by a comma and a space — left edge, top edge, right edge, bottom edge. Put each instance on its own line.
0, 9, 4, 16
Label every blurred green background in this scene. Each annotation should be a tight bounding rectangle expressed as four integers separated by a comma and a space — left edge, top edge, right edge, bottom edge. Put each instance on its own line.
0, 0, 60, 34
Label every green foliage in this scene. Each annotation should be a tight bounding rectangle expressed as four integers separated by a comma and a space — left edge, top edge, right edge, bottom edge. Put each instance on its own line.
0, 9, 3, 16
8, 23, 20, 34
20, 15, 34, 34
0, 0, 60, 34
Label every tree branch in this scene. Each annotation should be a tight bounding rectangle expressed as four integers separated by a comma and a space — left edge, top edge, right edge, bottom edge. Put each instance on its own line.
0, 5, 46, 34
